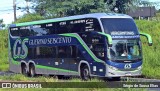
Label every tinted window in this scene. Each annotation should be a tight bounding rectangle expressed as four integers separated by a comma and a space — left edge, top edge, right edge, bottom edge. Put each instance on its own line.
45, 23, 56, 34
68, 19, 86, 33
101, 18, 139, 35
10, 18, 102, 37
28, 46, 56, 59
19, 26, 32, 37
56, 18, 102, 33
57, 46, 67, 58
28, 48, 36, 59
31, 25, 49, 36
91, 44, 105, 60
85, 18, 101, 32
10, 27, 19, 36
56, 21, 69, 34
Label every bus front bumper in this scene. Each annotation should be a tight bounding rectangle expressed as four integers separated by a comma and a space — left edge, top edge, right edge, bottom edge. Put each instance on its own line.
105, 64, 142, 77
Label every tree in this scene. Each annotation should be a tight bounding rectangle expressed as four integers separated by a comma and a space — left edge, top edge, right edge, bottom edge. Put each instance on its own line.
105, 0, 140, 13
31, 0, 106, 18
15, 13, 44, 23
0, 19, 5, 30
30, 0, 140, 18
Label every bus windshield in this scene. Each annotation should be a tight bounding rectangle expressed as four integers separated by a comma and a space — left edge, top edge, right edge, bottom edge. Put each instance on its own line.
108, 40, 142, 60
101, 18, 139, 35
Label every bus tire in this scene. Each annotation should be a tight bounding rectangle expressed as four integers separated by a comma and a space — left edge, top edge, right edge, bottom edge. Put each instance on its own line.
29, 64, 36, 77
21, 64, 28, 76
80, 65, 91, 81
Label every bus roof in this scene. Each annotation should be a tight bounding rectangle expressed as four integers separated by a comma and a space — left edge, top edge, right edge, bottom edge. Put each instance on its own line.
9, 13, 132, 27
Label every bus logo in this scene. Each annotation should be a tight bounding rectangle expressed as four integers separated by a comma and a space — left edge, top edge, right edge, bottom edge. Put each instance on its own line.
124, 63, 132, 69
13, 38, 28, 59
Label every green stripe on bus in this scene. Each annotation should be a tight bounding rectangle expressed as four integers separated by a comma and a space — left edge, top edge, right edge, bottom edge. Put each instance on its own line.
35, 65, 78, 73
12, 59, 20, 65
98, 32, 112, 46
59, 33, 103, 63
16, 17, 77, 27
11, 59, 78, 73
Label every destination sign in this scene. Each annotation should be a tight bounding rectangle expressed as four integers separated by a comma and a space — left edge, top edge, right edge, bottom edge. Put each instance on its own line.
112, 35, 140, 39
111, 31, 135, 35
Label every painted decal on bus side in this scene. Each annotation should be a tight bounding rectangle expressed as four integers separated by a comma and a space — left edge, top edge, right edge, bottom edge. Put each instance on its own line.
13, 38, 29, 59
29, 37, 72, 45
13, 37, 72, 59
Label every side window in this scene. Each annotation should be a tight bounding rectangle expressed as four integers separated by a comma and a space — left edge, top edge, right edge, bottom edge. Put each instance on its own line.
20, 29, 30, 37
92, 44, 105, 60
19, 26, 31, 37
71, 46, 77, 58
90, 35, 105, 60
67, 45, 78, 58
66, 46, 72, 58
57, 46, 67, 58
69, 19, 86, 33
34, 46, 56, 59
45, 23, 56, 34
10, 27, 19, 36
31, 24, 48, 36
28, 48, 36, 59
79, 33, 91, 44
85, 18, 101, 32
93, 19, 101, 32
56, 21, 68, 34
76, 46, 84, 59
57, 46, 81, 58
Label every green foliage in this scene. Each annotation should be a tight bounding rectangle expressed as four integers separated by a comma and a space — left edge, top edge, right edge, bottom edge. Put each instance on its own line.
0, 19, 5, 30
0, 30, 8, 71
15, 13, 44, 23
105, 0, 139, 13
31, 0, 106, 18
136, 20, 160, 78
30, 0, 139, 18
0, 74, 147, 90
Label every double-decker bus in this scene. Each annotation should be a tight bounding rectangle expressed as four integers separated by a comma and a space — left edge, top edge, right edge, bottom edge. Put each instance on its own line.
8, 13, 152, 80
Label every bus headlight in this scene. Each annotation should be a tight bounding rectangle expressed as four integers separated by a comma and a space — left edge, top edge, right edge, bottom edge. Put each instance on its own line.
108, 65, 118, 70
137, 66, 142, 70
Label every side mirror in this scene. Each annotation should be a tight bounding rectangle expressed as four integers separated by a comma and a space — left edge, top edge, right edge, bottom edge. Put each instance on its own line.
98, 32, 112, 47
140, 32, 152, 46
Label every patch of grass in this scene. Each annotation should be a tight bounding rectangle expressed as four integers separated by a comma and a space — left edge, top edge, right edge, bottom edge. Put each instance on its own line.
135, 20, 160, 79
0, 88, 147, 91
0, 75, 147, 91
0, 30, 8, 71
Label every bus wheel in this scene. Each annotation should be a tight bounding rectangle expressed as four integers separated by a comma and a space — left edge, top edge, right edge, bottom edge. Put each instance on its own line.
29, 64, 36, 77
81, 65, 91, 81
21, 64, 28, 76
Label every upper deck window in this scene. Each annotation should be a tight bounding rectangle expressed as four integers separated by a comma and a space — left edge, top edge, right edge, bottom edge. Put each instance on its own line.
10, 27, 19, 36
101, 18, 139, 36
10, 18, 102, 37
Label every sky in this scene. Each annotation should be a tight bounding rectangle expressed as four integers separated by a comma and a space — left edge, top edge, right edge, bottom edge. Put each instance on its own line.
0, 0, 160, 25
0, 0, 31, 24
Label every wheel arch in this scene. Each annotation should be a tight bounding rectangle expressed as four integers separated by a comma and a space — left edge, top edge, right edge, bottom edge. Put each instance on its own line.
20, 60, 28, 73
78, 60, 91, 76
